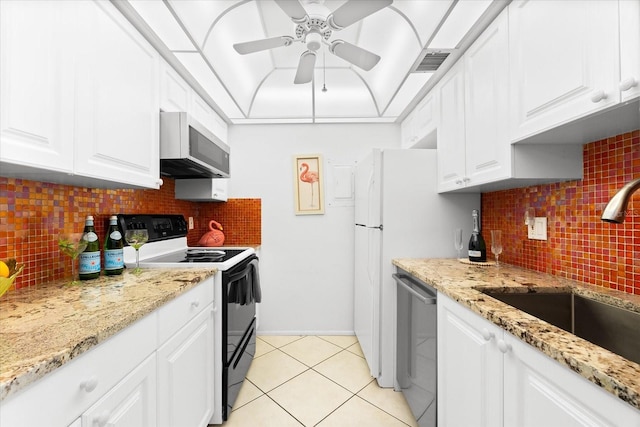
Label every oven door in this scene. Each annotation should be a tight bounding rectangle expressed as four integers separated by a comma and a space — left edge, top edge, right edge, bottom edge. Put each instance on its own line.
222, 254, 259, 420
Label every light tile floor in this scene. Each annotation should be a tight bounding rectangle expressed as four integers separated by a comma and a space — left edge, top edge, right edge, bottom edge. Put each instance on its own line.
219, 335, 418, 427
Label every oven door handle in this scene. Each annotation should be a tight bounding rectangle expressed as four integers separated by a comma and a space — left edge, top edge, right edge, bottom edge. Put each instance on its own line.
393, 274, 436, 305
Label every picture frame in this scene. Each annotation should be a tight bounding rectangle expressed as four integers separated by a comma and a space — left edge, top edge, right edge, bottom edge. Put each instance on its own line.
293, 154, 324, 215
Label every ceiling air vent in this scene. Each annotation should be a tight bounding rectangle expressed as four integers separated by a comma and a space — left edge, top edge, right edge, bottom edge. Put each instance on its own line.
412, 49, 454, 73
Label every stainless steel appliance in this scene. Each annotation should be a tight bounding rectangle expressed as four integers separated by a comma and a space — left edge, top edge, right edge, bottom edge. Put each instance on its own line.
116, 214, 258, 424
394, 270, 437, 427
160, 112, 230, 179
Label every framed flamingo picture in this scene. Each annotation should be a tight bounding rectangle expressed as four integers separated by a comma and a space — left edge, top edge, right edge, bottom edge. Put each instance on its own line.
293, 154, 324, 215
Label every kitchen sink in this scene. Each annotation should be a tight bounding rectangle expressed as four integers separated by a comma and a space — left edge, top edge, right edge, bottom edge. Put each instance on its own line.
480, 290, 640, 364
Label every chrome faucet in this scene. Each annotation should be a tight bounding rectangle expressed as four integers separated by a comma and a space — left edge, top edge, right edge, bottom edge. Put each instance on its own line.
601, 177, 640, 223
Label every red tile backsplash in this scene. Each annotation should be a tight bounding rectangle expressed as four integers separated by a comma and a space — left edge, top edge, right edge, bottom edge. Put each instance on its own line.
483, 129, 640, 295
0, 177, 260, 290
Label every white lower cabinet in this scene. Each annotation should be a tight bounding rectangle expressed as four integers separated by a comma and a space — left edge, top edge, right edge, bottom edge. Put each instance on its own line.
0, 277, 216, 427
82, 354, 157, 427
438, 293, 640, 427
157, 305, 215, 427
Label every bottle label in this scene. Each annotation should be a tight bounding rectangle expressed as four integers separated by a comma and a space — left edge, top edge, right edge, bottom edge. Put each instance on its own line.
84, 232, 98, 243
79, 251, 101, 274
468, 250, 482, 257
109, 230, 122, 241
104, 249, 124, 270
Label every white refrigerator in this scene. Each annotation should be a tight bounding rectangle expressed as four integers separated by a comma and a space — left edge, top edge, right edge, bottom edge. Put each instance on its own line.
354, 148, 480, 388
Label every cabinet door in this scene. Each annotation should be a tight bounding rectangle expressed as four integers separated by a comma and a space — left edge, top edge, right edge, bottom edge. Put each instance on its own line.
503, 334, 640, 427
619, 0, 640, 102
191, 94, 228, 144
82, 354, 157, 427
437, 294, 503, 427
400, 110, 417, 149
157, 305, 215, 427
74, 0, 161, 189
160, 60, 191, 113
436, 60, 467, 192
509, 0, 619, 142
0, 0, 75, 172
464, 9, 510, 185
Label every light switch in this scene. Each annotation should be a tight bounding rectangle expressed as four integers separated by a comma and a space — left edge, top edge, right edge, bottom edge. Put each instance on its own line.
188, 217, 194, 230
528, 217, 547, 240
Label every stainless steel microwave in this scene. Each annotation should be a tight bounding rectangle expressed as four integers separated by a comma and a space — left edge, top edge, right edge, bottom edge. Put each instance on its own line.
159, 112, 230, 179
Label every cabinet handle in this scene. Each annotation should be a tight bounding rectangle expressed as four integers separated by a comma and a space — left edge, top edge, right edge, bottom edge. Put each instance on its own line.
96, 410, 111, 427
481, 328, 494, 341
79, 376, 98, 392
213, 305, 218, 313
455, 179, 463, 185
191, 301, 200, 309
156, 178, 164, 187
590, 90, 607, 103
619, 77, 638, 92
497, 339, 512, 354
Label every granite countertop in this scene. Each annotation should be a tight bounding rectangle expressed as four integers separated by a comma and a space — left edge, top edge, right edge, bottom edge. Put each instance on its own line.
0, 268, 216, 401
392, 258, 640, 411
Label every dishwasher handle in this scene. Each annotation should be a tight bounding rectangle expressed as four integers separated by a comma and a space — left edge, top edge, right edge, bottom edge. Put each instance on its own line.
393, 274, 437, 305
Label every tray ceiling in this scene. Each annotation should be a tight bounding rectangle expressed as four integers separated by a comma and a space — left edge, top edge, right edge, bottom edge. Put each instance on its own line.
123, 0, 507, 124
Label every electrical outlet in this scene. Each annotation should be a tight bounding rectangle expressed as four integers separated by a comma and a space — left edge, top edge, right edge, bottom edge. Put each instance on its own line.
188, 217, 194, 230
528, 217, 547, 240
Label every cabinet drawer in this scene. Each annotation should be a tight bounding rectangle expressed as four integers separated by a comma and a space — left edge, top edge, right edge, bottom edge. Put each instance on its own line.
158, 277, 214, 344
1, 313, 157, 427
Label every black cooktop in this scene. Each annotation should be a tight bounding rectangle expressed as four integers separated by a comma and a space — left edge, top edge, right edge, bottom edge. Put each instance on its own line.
144, 248, 247, 264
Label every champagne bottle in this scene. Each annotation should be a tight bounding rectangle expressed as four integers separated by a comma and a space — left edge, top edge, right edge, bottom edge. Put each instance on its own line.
104, 215, 124, 276
468, 209, 487, 262
79, 215, 101, 280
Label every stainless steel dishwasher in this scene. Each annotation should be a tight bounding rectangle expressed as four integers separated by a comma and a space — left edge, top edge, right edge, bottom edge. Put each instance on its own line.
394, 269, 437, 427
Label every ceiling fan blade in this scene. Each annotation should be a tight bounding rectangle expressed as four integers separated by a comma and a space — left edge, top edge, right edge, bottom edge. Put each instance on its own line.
328, 0, 393, 30
274, 0, 308, 23
294, 51, 316, 84
233, 36, 293, 54
329, 40, 380, 71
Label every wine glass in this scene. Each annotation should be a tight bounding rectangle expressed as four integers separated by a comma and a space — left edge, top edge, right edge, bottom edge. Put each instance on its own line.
58, 233, 88, 285
454, 228, 464, 260
125, 229, 149, 274
491, 230, 503, 267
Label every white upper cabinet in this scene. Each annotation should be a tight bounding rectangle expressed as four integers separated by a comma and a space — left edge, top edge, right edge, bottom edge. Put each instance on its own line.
509, 0, 620, 142
160, 59, 229, 145
401, 93, 438, 149
74, 0, 161, 189
0, 0, 162, 189
0, 1, 75, 174
619, 0, 640, 102
463, 9, 510, 186
159, 60, 191, 113
436, 60, 467, 192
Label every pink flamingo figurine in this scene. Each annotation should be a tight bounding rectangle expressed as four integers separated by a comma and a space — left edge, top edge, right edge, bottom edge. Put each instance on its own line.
299, 162, 319, 207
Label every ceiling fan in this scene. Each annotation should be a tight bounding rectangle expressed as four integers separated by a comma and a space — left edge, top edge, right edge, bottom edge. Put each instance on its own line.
233, 0, 393, 84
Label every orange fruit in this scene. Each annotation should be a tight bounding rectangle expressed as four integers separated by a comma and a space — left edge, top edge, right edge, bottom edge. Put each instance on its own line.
0, 261, 9, 278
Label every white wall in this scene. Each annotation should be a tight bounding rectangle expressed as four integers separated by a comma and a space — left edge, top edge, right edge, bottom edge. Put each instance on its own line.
228, 123, 399, 335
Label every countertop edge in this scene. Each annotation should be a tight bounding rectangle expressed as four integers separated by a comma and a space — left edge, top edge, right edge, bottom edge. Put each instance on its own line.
0, 268, 217, 401
393, 258, 640, 411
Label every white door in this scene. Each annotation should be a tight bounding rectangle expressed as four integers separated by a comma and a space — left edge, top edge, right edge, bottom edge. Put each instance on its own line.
354, 224, 381, 378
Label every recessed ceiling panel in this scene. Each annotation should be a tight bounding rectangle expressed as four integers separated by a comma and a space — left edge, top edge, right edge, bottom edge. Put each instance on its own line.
250, 69, 313, 118
203, 4, 275, 113
356, 8, 422, 111
314, 68, 379, 118
392, 0, 453, 46
168, 0, 241, 48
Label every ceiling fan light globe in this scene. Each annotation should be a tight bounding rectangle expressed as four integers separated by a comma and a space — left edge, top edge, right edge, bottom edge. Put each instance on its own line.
306, 32, 322, 51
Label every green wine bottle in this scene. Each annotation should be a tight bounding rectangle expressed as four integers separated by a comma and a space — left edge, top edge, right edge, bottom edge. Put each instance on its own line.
79, 215, 101, 280
104, 215, 124, 276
